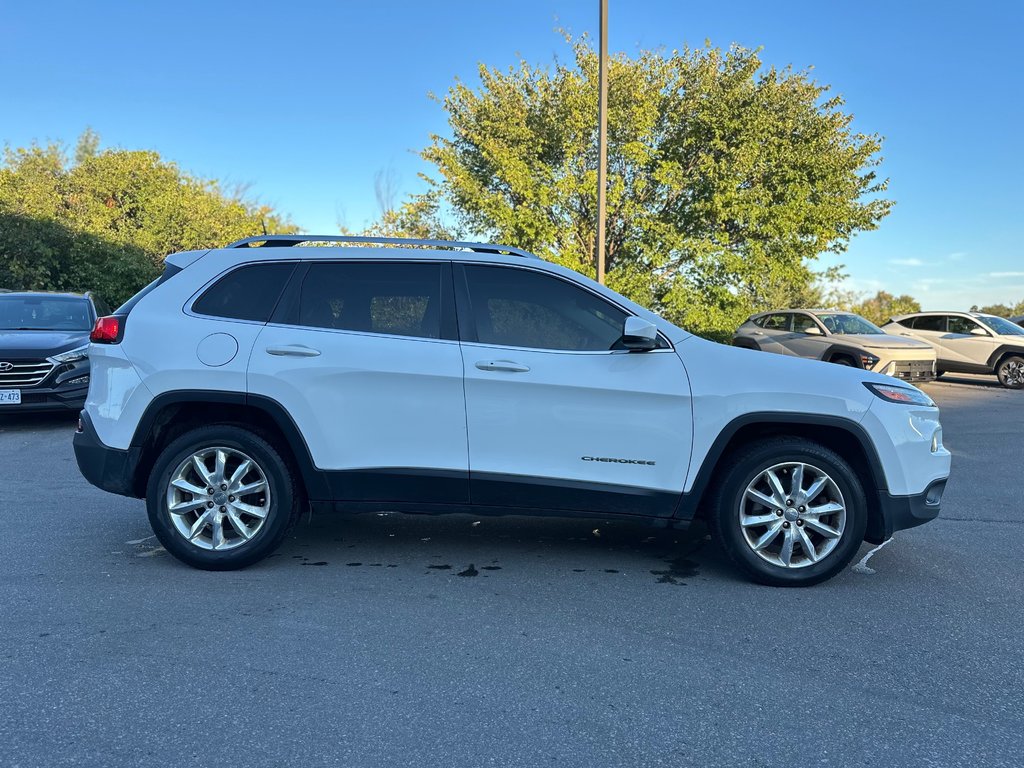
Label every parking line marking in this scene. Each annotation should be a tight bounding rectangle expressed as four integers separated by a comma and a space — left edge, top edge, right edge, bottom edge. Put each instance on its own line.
852, 537, 894, 575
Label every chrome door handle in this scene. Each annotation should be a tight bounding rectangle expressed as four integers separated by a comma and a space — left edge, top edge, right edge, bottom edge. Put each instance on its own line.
475, 360, 531, 373
266, 345, 321, 357
752, 331, 765, 336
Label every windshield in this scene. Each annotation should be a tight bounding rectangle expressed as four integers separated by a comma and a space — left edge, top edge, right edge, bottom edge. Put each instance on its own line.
816, 313, 885, 335
0, 296, 92, 331
976, 315, 1024, 336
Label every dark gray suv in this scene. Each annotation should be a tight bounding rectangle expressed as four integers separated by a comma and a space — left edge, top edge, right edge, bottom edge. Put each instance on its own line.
0, 291, 107, 412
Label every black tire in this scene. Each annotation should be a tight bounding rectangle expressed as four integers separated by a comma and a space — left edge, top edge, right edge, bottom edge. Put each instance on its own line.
145, 425, 302, 570
708, 437, 868, 587
996, 356, 1024, 389
830, 355, 855, 367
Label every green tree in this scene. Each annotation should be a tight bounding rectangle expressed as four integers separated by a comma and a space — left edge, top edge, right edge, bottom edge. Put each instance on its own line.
381, 36, 891, 340
971, 300, 1024, 317
848, 290, 921, 325
0, 133, 295, 305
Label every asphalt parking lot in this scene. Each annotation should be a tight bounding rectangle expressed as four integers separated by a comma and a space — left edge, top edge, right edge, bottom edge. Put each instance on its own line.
1, 375, 1022, 768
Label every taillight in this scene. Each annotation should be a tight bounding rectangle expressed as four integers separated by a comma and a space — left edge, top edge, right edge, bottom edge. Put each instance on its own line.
90, 316, 121, 343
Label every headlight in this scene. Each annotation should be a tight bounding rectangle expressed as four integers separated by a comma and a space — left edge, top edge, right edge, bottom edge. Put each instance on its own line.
863, 382, 935, 406
48, 344, 90, 364
860, 353, 880, 369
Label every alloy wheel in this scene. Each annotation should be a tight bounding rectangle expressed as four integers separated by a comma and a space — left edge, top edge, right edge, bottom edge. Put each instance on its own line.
1001, 360, 1024, 388
165, 447, 272, 551
738, 461, 847, 569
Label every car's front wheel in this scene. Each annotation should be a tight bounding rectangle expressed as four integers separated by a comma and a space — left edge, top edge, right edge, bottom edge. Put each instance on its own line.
709, 437, 868, 586
996, 356, 1024, 389
145, 425, 302, 570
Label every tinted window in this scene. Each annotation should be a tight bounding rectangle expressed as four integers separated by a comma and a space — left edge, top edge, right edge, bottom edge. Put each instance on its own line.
0, 296, 92, 331
464, 265, 628, 351
817, 313, 885, 335
760, 314, 791, 331
975, 315, 1024, 336
297, 262, 443, 339
948, 316, 982, 335
793, 314, 822, 334
193, 263, 295, 322
910, 315, 945, 332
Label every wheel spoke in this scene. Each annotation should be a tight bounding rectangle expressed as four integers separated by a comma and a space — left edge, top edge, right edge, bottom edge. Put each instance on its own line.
228, 459, 252, 489
188, 509, 215, 540
804, 501, 844, 517
169, 498, 208, 515
752, 520, 784, 551
796, 526, 819, 562
789, 463, 805, 499
214, 449, 227, 484
745, 488, 777, 510
227, 509, 253, 540
778, 527, 795, 566
801, 475, 828, 504
171, 477, 207, 496
210, 514, 226, 549
230, 500, 268, 520
803, 518, 841, 539
191, 455, 214, 487
741, 512, 779, 528
764, 470, 788, 505
234, 480, 268, 498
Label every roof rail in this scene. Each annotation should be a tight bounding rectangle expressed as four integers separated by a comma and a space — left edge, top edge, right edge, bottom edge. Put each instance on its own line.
225, 234, 539, 260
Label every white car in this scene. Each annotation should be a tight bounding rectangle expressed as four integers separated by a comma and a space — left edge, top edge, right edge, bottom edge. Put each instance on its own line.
733, 309, 937, 382
73, 235, 951, 586
883, 311, 1024, 389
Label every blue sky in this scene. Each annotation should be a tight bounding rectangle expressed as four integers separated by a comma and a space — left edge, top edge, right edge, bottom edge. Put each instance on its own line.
2, 1, 1022, 309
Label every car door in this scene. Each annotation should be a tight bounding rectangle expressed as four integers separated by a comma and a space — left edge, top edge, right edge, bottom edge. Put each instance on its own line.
248, 260, 469, 504
785, 313, 830, 359
750, 313, 794, 355
897, 315, 950, 364
944, 315, 999, 367
456, 262, 692, 517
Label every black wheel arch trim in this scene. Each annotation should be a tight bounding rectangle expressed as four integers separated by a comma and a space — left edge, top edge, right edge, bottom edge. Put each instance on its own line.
820, 343, 867, 367
987, 345, 1024, 370
129, 389, 329, 500
675, 411, 889, 520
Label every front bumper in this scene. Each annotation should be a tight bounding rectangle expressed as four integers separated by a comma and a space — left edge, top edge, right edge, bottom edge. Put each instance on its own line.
73, 411, 142, 497
0, 382, 89, 412
867, 478, 946, 543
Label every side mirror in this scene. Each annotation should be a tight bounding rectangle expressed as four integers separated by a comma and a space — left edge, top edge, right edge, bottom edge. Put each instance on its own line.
622, 316, 658, 351
803, 325, 824, 336
970, 327, 989, 337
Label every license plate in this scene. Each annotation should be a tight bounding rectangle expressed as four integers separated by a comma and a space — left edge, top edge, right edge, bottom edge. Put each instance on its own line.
0, 389, 22, 404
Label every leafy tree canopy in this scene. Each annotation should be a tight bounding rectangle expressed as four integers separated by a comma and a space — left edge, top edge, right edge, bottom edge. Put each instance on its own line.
970, 300, 1024, 317
846, 290, 921, 326
375, 35, 892, 340
0, 133, 294, 305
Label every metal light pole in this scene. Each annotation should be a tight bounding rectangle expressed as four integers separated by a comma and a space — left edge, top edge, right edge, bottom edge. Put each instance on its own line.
596, 0, 608, 284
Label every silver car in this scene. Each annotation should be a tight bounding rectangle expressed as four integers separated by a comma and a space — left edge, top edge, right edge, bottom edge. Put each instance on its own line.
734, 309, 937, 382
882, 311, 1024, 389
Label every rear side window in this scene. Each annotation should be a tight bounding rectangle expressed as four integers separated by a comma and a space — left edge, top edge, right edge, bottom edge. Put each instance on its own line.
910, 315, 945, 332
192, 263, 295, 322
296, 262, 444, 340
760, 314, 791, 331
463, 265, 629, 351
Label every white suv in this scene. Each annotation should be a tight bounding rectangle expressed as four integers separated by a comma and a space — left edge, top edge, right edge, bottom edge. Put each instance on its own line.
883, 311, 1024, 389
73, 236, 951, 586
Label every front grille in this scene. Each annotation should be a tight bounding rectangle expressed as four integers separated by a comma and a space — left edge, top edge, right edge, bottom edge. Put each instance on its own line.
0, 359, 55, 387
891, 360, 935, 381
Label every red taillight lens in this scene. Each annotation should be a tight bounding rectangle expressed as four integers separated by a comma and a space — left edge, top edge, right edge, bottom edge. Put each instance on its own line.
90, 316, 121, 343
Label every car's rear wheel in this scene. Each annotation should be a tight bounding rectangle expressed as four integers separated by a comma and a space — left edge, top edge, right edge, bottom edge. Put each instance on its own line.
145, 425, 301, 570
709, 437, 868, 587
996, 356, 1024, 389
